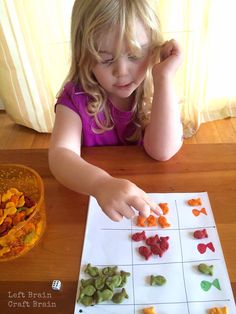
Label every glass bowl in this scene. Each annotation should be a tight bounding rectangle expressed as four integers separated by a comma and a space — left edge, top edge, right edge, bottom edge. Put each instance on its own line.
0, 164, 46, 261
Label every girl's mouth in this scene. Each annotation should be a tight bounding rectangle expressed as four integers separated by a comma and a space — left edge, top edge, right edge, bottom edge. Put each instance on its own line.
114, 82, 132, 89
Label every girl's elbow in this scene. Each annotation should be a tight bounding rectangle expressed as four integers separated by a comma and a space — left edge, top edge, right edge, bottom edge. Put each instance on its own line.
144, 141, 183, 161
144, 148, 174, 161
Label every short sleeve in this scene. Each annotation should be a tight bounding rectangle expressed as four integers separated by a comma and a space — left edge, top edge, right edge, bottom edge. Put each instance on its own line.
55, 82, 80, 114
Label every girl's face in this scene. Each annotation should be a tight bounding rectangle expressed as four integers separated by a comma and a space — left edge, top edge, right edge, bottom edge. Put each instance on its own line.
92, 20, 151, 110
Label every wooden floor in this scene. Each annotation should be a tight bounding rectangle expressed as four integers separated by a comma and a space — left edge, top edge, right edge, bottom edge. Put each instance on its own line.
0, 110, 236, 149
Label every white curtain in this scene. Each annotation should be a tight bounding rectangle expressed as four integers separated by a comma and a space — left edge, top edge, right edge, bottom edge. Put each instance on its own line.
1, 0, 236, 136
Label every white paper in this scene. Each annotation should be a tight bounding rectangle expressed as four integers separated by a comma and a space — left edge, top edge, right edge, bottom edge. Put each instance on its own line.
74, 192, 236, 314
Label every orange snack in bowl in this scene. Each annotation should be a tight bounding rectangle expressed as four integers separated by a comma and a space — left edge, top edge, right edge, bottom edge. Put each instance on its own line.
158, 216, 171, 228
9, 194, 19, 205
0, 164, 46, 261
12, 211, 26, 226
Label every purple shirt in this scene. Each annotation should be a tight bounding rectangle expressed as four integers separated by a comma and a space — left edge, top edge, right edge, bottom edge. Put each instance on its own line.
56, 82, 141, 146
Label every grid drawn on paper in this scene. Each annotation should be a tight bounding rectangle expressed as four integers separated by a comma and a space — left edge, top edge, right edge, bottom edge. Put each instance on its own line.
74, 192, 236, 314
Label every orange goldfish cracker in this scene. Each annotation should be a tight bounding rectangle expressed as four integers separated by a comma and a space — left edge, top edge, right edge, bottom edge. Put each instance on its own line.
187, 198, 202, 206
137, 215, 147, 227
208, 306, 228, 314
13, 211, 26, 226
147, 215, 158, 227
158, 216, 171, 228
10, 194, 19, 206
159, 203, 169, 215
143, 306, 156, 314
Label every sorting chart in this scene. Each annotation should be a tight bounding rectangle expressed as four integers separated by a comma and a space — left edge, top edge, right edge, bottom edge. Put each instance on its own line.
74, 192, 236, 314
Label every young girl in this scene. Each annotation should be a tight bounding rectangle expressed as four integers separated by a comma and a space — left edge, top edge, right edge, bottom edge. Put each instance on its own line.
49, 0, 183, 222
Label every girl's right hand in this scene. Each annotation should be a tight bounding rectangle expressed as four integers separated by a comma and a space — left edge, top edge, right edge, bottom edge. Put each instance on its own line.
153, 39, 183, 81
92, 176, 162, 221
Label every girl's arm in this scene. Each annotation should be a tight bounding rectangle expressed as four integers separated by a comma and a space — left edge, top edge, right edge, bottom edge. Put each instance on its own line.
49, 105, 160, 221
143, 39, 183, 161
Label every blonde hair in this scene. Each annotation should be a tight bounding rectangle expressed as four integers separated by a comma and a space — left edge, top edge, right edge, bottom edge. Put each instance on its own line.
62, 0, 163, 141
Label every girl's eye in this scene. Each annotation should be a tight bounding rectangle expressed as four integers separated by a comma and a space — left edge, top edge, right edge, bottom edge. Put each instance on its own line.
128, 54, 143, 61
101, 59, 114, 65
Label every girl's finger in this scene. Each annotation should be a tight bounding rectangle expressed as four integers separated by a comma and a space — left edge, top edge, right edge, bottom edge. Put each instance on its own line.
119, 204, 135, 219
151, 203, 163, 216
105, 209, 123, 222
129, 197, 151, 218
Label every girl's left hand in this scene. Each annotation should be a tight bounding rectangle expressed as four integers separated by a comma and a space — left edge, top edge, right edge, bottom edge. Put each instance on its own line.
153, 39, 183, 80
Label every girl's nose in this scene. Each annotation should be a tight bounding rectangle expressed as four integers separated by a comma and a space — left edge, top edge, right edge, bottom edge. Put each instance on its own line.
112, 56, 129, 78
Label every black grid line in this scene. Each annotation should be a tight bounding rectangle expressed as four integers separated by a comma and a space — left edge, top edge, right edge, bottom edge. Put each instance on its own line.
130, 215, 136, 314
175, 199, 190, 314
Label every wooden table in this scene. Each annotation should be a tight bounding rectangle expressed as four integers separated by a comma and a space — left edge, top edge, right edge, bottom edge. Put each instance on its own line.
0, 144, 235, 313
